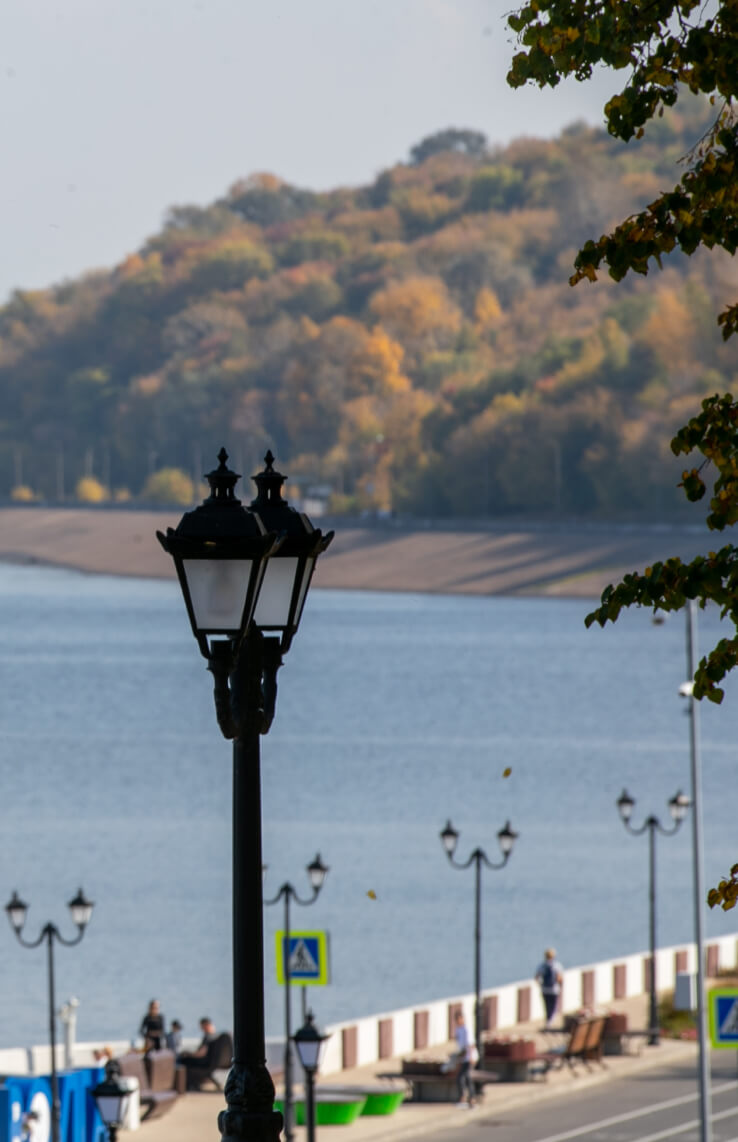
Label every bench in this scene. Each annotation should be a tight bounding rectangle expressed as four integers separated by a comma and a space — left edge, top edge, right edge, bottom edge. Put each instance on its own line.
530, 1016, 607, 1078
377, 1059, 500, 1103
180, 1032, 233, 1091
116, 1050, 181, 1119
481, 1038, 537, 1082
377, 1060, 462, 1103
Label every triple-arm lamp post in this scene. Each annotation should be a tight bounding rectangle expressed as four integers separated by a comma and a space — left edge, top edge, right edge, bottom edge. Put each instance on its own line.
157, 448, 332, 1142
5, 888, 94, 1142
440, 820, 518, 1063
616, 788, 690, 1045
265, 855, 328, 1142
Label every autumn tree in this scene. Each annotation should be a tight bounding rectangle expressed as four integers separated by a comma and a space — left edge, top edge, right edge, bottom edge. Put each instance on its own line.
409, 129, 488, 165
507, 0, 738, 905
142, 468, 194, 505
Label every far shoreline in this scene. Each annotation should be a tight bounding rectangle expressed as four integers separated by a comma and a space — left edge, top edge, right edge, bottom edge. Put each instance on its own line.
0, 506, 711, 601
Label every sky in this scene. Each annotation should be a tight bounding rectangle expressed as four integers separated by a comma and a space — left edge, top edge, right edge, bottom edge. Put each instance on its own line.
0, 0, 617, 304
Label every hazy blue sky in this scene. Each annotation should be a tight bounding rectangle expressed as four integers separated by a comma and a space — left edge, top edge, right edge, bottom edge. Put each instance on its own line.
0, 0, 616, 302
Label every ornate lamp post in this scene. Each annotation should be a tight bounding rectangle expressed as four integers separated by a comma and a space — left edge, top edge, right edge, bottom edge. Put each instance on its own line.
616, 787, 690, 1045
157, 448, 332, 1142
92, 1060, 134, 1142
5, 888, 94, 1142
440, 820, 517, 1063
292, 1012, 330, 1142
265, 855, 328, 1142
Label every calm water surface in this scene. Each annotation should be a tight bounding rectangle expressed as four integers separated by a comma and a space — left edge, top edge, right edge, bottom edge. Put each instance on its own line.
0, 563, 736, 1049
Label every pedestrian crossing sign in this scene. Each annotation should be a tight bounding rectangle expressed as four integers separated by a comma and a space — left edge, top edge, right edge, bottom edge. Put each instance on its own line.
275, 930, 330, 986
708, 988, 738, 1047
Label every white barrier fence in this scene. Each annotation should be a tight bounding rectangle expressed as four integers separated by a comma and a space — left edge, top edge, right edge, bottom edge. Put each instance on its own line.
316, 932, 738, 1075
0, 932, 735, 1079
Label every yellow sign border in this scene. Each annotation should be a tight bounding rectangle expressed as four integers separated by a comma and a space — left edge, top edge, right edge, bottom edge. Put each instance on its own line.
275, 929, 329, 986
708, 987, 738, 1047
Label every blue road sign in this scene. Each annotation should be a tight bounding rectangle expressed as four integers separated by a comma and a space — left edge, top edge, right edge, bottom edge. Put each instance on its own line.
275, 929, 329, 985
709, 988, 738, 1047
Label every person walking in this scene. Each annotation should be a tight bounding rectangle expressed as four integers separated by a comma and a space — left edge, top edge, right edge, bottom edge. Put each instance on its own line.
536, 947, 564, 1026
453, 1010, 476, 1107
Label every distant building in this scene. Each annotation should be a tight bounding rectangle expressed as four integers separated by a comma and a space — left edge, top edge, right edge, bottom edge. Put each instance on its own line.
297, 484, 333, 517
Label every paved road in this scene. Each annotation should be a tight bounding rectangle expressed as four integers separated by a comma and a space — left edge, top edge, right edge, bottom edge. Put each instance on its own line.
428, 1054, 738, 1142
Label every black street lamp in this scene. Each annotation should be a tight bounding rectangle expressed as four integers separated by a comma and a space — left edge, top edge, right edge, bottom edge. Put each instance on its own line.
616, 787, 690, 1045
92, 1060, 134, 1142
5, 888, 94, 1142
157, 448, 333, 1142
440, 820, 518, 1063
265, 854, 328, 1142
292, 1011, 330, 1142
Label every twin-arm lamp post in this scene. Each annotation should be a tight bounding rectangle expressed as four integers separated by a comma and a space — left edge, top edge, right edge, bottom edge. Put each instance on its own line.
440, 820, 518, 1064
265, 855, 328, 1142
5, 889, 94, 1142
616, 788, 690, 1045
157, 448, 333, 1142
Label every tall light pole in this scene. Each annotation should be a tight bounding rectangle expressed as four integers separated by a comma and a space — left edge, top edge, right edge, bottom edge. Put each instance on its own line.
5, 888, 94, 1142
440, 820, 518, 1063
265, 855, 328, 1142
684, 600, 711, 1142
616, 789, 690, 1045
157, 448, 332, 1142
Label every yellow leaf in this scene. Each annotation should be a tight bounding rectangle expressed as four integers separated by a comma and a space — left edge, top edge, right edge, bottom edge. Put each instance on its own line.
367, 889, 377, 900
502, 767, 512, 778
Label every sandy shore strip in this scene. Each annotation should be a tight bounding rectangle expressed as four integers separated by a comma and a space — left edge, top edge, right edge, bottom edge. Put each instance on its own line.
0, 507, 710, 599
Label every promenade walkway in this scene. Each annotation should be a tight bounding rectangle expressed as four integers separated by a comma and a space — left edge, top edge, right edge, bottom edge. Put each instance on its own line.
138, 993, 700, 1142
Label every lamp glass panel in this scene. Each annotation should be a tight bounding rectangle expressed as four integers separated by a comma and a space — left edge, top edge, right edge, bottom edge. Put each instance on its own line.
183, 559, 253, 632
94, 1094, 125, 1126
7, 903, 26, 930
296, 1038, 321, 1071
69, 899, 93, 927
307, 857, 327, 892
253, 556, 299, 629
292, 557, 315, 631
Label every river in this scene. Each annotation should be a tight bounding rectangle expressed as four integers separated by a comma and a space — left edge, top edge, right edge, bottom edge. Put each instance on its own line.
0, 563, 735, 1048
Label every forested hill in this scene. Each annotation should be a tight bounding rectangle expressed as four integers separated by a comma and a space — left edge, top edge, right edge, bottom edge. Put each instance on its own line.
2, 104, 736, 519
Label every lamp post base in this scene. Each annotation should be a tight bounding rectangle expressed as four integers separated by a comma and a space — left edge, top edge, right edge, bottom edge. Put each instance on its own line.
218, 1063, 283, 1142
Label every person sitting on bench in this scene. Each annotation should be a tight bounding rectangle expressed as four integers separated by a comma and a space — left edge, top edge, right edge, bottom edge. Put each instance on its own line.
178, 1017, 216, 1075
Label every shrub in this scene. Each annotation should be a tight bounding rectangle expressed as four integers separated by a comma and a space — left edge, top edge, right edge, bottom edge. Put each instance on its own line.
10, 485, 35, 502
141, 468, 194, 505
75, 476, 108, 503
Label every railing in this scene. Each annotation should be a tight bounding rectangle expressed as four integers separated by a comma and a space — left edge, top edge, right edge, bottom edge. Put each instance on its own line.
0, 933, 733, 1081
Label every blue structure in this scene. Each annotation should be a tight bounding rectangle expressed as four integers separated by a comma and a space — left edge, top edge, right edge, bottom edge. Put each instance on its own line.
0, 1068, 106, 1142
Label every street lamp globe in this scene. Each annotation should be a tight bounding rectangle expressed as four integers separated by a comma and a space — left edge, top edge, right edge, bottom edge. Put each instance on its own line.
440, 820, 459, 857
307, 854, 329, 893
156, 448, 279, 659
669, 790, 691, 823
92, 1061, 133, 1141
293, 1012, 330, 1076
617, 789, 635, 823
68, 888, 94, 930
5, 891, 27, 934
497, 821, 518, 857
249, 451, 334, 653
